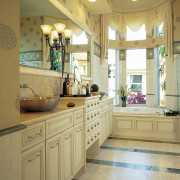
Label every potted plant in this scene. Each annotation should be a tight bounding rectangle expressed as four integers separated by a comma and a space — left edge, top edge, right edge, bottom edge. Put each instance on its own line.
91, 84, 99, 95
114, 85, 131, 107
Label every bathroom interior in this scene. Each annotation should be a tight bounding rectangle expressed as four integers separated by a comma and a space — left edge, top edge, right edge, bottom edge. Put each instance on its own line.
1, 0, 180, 179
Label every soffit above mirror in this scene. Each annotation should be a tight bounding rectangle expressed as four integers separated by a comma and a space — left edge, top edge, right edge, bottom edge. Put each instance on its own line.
81, 0, 168, 14
20, 0, 68, 19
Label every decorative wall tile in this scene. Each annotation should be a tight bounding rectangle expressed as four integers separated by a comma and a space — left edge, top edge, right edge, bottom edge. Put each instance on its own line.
94, 41, 101, 57
146, 48, 154, 59
20, 50, 42, 62
119, 50, 126, 60
174, 41, 180, 54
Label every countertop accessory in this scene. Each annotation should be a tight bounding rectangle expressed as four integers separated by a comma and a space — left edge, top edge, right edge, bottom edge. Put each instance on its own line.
20, 96, 63, 112
67, 102, 75, 107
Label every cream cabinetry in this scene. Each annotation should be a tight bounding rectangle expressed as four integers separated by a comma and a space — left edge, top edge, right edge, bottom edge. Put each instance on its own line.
61, 127, 74, 180
74, 123, 84, 174
22, 142, 45, 180
99, 99, 113, 145
21, 106, 85, 180
46, 133, 61, 180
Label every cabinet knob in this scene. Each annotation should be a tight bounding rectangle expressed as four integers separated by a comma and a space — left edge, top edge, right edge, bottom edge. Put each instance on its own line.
87, 118, 90, 120
91, 138, 93, 141
91, 116, 93, 118
94, 124, 96, 127
91, 104, 93, 106
51, 143, 59, 149
97, 123, 99, 125
88, 141, 90, 144
91, 127, 93, 129
87, 129, 90, 132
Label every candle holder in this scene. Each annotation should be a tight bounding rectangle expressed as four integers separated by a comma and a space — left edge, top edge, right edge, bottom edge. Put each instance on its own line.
41, 24, 72, 77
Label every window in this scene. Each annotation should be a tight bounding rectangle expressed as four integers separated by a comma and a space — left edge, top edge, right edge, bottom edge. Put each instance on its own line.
130, 75, 142, 92
158, 46, 166, 106
126, 49, 146, 104
126, 24, 146, 41
154, 22, 163, 37
108, 49, 116, 104
109, 26, 116, 40
71, 31, 88, 45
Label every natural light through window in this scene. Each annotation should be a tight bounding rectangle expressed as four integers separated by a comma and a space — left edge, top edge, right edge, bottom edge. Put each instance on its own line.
71, 31, 88, 45
126, 24, 146, 41
109, 26, 116, 40
126, 49, 146, 104
108, 49, 116, 104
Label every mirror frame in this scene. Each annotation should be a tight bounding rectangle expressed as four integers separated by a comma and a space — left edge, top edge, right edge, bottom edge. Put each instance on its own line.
20, 0, 94, 81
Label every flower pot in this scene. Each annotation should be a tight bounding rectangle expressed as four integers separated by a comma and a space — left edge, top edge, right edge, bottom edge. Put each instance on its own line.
121, 98, 127, 107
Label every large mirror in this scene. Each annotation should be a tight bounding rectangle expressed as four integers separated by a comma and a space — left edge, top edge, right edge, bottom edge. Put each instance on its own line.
20, 0, 91, 77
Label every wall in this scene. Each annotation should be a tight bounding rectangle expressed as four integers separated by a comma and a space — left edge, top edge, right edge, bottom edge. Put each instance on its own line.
0, 0, 20, 130
173, 0, 180, 110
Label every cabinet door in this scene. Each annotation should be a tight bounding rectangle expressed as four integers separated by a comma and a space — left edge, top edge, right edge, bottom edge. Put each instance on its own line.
99, 115, 103, 144
109, 109, 113, 135
46, 133, 61, 180
22, 142, 45, 180
61, 128, 74, 180
74, 123, 84, 174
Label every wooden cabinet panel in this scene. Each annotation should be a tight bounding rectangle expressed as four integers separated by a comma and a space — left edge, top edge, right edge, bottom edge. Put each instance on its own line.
22, 122, 45, 152
74, 123, 84, 174
46, 134, 61, 180
22, 142, 45, 180
61, 128, 74, 180
46, 113, 73, 139
74, 109, 83, 125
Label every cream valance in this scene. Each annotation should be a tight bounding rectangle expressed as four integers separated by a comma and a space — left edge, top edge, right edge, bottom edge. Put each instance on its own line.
101, 0, 173, 62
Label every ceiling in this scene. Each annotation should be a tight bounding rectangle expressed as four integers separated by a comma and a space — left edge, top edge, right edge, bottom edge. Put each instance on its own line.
82, 0, 168, 14
112, 0, 168, 13
20, 0, 68, 19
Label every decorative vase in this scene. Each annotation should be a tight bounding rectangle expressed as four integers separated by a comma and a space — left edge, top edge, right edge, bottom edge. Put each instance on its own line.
121, 97, 127, 107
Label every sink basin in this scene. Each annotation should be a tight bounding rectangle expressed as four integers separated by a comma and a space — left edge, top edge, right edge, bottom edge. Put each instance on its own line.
20, 97, 63, 112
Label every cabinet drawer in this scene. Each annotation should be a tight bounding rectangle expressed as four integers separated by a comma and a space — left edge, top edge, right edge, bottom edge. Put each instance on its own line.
74, 109, 83, 125
86, 118, 100, 137
46, 113, 73, 139
22, 121, 45, 152
86, 129, 100, 150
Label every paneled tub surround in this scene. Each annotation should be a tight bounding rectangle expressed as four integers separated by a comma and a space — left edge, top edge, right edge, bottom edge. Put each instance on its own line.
113, 108, 180, 140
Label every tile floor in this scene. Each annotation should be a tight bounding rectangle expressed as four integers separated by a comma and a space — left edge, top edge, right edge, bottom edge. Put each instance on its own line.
79, 137, 180, 180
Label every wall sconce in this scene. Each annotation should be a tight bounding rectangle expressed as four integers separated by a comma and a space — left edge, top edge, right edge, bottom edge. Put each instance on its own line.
41, 23, 73, 77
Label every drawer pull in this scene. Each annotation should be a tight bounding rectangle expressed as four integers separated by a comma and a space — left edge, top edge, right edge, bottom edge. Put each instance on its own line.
91, 127, 93, 129
87, 129, 90, 132
91, 138, 93, 141
97, 112, 99, 115
51, 143, 59, 149
94, 103, 96, 105
77, 129, 82, 133
28, 154, 40, 162
76, 115, 82, 119
87, 117, 90, 120
94, 114, 96, 116
97, 102, 99, 104
91, 104, 93, 106
65, 135, 71, 140
87, 105, 90, 108
95, 135, 97, 138
94, 124, 97, 127
28, 132, 40, 139
98, 133, 100, 135
88, 141, 90, 144
91, 116, 93, 118
97, 123, 99, 125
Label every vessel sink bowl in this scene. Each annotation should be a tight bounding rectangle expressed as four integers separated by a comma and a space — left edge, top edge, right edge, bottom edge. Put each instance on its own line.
20, 97, 63, 112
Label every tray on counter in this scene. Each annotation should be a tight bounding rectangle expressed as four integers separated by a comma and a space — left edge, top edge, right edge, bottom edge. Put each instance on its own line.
60, 94, 91, 97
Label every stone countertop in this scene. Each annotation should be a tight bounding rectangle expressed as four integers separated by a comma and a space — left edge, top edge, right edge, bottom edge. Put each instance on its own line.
113, 113, 180, 119
20, 104, 85, 126
99, 96, 113, 102
0, 124, 26, 137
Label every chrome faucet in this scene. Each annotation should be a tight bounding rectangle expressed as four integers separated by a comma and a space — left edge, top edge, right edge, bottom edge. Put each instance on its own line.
20, 84, 35, 94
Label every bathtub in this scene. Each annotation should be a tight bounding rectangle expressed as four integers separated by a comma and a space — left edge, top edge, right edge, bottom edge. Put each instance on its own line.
113, 107, 165, 116
112, 107, 180, 140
